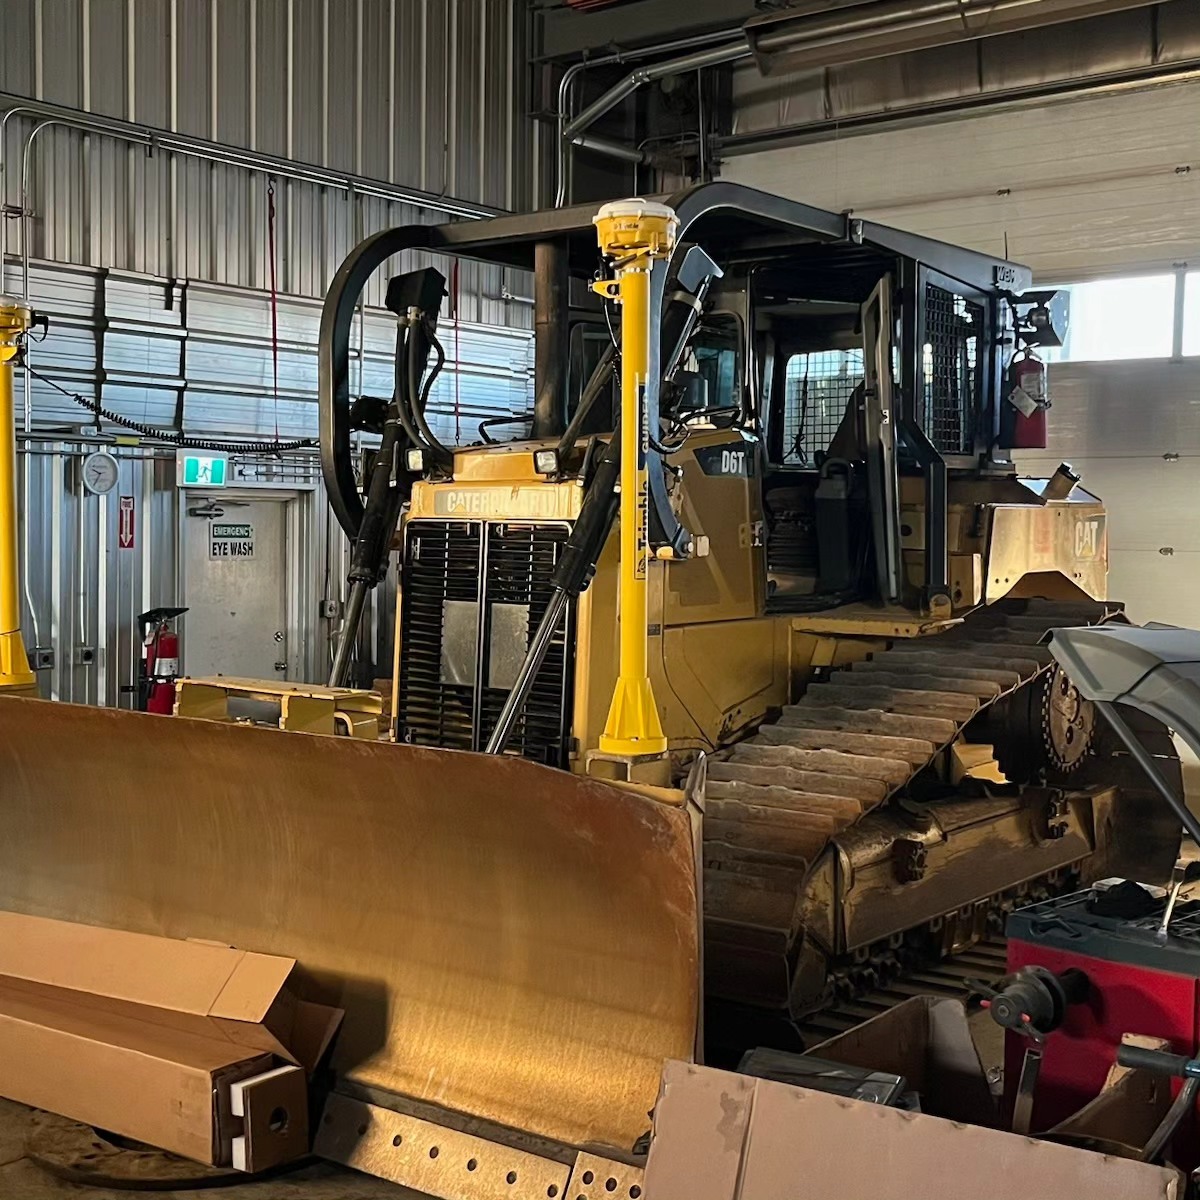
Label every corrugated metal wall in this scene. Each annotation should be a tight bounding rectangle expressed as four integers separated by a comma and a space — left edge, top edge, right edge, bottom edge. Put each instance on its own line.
2, 0, 538, 704
10, 256, 535, 704
2, 0, 532, 312
12, 260, 536, 441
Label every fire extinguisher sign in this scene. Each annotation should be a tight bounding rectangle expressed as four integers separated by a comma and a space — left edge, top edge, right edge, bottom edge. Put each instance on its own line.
118, 496, 135, 549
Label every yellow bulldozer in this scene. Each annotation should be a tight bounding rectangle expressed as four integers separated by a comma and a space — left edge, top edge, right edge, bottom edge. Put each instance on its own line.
0, 185, 1181, 1191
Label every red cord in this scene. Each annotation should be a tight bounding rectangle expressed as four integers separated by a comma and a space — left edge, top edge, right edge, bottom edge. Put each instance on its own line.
266, 180, 281, 444
451, 258, 461, 444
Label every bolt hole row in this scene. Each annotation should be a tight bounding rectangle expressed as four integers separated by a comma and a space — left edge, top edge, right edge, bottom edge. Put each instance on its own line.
391, 1139, 524, 1187
578, 1171, 640, 1197
348, 1117, 635, 1197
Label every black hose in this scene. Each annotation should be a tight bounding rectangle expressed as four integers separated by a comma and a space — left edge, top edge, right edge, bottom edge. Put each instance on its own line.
419, 326, 447, 415
407, 319, 452, 466
391, 325, 426, 451
552, 431, 621, 598
555, 343, 617, 458
24, 360, 316, 453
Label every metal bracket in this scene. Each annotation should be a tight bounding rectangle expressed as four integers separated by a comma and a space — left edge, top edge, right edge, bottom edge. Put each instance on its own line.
1044, 792, 1070, 840
893, 836, 928, 883
174, 676, 381, 738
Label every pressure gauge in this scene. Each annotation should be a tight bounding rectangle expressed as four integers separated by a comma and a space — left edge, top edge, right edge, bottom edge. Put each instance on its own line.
81, 450, 120, 496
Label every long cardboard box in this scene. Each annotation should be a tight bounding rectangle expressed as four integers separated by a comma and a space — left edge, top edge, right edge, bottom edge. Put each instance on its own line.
0, 912, 341, 1169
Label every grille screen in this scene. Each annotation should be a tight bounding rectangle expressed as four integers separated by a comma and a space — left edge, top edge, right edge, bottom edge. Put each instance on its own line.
781, 349, 863, 466
397, 520, 574, 766
923, 284, 982, 455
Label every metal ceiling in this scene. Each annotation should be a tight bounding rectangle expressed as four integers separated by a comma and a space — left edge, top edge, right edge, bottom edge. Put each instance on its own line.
539, 0, 1200, 197
725, 0, 1200, 151
743, 0, 1164, 75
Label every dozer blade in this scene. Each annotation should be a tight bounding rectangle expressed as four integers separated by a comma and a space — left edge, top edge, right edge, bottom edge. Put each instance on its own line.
0, 697, 699, 1152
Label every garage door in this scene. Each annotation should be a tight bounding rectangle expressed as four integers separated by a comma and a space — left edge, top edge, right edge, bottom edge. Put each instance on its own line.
722, 78, 1200, 279
1016, 358, 1200, 629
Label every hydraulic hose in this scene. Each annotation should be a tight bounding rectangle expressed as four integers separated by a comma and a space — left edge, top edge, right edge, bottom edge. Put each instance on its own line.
407, 318, 452, 468
556, 343, 617, 459
390, 326, 426, 454
328, 414, 405, 687
329, 577, 370, 688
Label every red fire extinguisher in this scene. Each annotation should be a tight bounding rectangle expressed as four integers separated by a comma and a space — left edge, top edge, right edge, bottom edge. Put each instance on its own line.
137, 607, 188, 714
1004, 349, 1049, 450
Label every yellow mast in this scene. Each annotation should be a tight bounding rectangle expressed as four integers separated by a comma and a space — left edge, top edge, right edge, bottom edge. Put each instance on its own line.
592, 199, 676, 758
0, 298, 34, 693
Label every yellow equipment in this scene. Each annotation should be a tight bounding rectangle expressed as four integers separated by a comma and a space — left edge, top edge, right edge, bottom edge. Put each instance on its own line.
592, 198, 675, 761
0, 186, 1182, 1195
0, 297, 34, 692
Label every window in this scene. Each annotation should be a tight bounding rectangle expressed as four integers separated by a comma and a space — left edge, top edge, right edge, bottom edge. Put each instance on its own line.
1184, 272, 1200, 358
781, 349, 863, 466
1043, 274, 1176, 363
923, 286, 982, 456
681, 315, 741, 412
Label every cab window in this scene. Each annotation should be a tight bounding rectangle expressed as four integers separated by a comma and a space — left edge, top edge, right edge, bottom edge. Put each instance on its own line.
678, 313, 742, 414
780, 349, 863, 466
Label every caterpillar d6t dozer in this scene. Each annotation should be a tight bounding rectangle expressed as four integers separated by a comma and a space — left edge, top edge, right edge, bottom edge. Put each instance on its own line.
0, 186, 1181, 1193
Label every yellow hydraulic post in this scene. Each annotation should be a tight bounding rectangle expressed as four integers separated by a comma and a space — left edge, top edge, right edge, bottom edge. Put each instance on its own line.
0, 297, 34, 693
593, 199, 677, 758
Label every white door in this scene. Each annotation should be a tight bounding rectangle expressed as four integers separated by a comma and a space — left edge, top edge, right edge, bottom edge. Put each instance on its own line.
182, 497, 289, 679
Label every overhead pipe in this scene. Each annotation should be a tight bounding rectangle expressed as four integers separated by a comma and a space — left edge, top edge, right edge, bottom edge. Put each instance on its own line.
744, 0, 1163, 73
561, 38, 752, 151
552, 28, 749, 207
570, 133, 650, 165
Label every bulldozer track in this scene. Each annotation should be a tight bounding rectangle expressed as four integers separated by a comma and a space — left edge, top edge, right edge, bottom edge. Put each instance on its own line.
702, 598, 1117, 964
796, 938, 1009, 1043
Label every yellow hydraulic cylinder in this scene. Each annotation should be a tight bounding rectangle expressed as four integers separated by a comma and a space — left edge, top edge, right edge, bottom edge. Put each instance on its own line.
593, 199, 677, 758
0, 297, 34, 692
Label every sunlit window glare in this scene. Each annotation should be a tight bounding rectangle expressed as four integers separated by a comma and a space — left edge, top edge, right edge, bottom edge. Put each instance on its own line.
1043, 274, 1175, 363
1184, 272, 1200, 358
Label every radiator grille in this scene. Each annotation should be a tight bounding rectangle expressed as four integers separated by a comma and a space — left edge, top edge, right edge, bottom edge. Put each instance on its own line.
397, 520, 574, 766
923, 284, 982, 456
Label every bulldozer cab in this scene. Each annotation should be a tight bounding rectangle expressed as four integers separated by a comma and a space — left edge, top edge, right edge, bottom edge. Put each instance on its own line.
322, 182, 1072, 675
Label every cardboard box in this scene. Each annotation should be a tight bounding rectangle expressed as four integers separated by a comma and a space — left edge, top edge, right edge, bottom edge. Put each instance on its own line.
0, 911, 342, 1170
806, 995, 997, 1126
644, 1059, 1183, 1200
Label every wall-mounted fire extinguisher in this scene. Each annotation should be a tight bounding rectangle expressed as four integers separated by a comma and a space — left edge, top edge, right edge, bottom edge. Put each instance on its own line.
136, 607, 188, 714
1002, 348, 1049, 450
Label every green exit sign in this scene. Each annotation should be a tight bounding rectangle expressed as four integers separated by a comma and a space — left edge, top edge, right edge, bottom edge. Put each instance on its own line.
176, 451, 229, 487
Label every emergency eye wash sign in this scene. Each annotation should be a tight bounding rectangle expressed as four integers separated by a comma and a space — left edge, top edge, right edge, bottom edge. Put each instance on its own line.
209, 522, 254, 559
